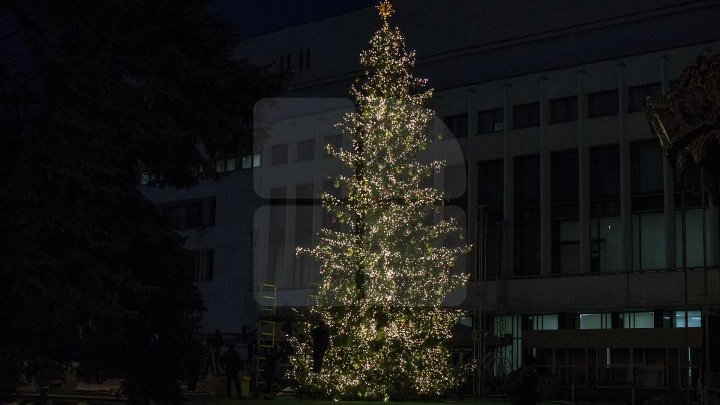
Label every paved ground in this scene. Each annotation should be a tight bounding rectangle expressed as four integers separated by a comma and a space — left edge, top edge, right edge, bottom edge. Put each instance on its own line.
210, 398, 624, 405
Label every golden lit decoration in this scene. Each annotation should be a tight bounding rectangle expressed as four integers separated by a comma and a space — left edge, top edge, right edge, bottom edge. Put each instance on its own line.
288, 2, 470, 399
377, 0, 394, 21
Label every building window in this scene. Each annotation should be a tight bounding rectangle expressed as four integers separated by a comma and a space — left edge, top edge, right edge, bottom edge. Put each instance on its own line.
590, 145, 621, 272
196, 248, 214, 282
631, 142, 665, 270
478, 108, 504, 134
241, 154, 260, 169
588, 90, 619, 118
296, 139, 315, 162
444, 114, 468, 138
514, 155, 540, 276
676, 208, 717, 269
215, 158, 237, 173
322, 181, 341, 231
526, 314, 559, 330
478, 160, 503, 280
513, 102, 540, 129
159, 197, 216, 230
620, 312, 654, 329
674, 310, 701, 328
552, 150, 579, 274
590, 216, 622, 272
549, 96, 578, 124
631, 142, 664, 211
628, 83, 661, 113
324, 134, 342, 157
551, 150, 579, 217
579, 313, 611, 329
306, 48, 311, 69
271, 144, 288, 165
554, 221, 580, 274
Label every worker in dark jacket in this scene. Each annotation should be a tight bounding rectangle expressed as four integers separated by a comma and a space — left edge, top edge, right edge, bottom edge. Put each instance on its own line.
221, 343, 243, 399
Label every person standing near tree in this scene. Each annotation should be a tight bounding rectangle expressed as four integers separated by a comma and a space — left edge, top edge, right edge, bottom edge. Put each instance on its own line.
311, 320, 330, 373
221, 343, 243, 399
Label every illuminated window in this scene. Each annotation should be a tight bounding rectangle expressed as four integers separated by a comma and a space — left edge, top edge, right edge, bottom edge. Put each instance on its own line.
620, 312, 654, 328
674, 310, 701, 328
527, 314, 558, 330
579, 313, 611, 329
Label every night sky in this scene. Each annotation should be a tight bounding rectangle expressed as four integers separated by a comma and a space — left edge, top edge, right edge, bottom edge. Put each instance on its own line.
211, 0, 378, 38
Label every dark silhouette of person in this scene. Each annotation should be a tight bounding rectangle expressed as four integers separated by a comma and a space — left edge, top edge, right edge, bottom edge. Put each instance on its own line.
311, 320, 330, 373
221, 342, 243, 399
503, 356, 542, 405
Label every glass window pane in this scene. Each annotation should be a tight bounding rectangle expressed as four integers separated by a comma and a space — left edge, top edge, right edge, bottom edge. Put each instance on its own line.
591, 216, 622, 272
241, 155, 252, 169
633, 213, 665, 270
674, 310, 702, 328
580, 313, 610, 329
297, 139, 315, 161
676, 209, 717, 268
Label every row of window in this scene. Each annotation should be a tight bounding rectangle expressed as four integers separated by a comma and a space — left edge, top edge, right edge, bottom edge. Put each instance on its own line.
215, 154, 261, 173
158, 197, 216, 230
510, 310, 701, 331
139, 154, 261, 185
479, 140, 716, 276
446, 83, 663, 136
269, 134, 342, 166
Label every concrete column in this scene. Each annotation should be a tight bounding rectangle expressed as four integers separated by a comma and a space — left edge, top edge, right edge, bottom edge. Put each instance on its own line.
539, 77, 552, 275
618, 62, 633, 272
661, 56, 677, 271
312, 119, 325, 285
578, 71, 591, 274
503, 84, 514, 278
467, 89, 479, 280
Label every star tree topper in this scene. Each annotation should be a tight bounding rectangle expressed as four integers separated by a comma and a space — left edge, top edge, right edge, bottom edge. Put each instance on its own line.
377, 0, 395, 21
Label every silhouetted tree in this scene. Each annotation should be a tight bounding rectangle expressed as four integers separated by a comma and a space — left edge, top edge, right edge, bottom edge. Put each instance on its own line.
0, 1, 283, 403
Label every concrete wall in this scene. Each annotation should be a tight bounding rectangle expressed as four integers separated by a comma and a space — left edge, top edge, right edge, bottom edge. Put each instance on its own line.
141, 170, 259, 333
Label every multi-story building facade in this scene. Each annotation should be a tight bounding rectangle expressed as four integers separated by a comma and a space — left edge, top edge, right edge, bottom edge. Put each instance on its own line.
142, 0, 720, 394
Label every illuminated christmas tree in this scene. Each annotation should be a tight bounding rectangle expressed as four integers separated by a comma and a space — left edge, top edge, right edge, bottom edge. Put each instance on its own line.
288, 0, 469, 399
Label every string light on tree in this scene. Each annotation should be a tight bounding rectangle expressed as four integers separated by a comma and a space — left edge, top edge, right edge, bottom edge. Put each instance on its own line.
288, 0, 470, 399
